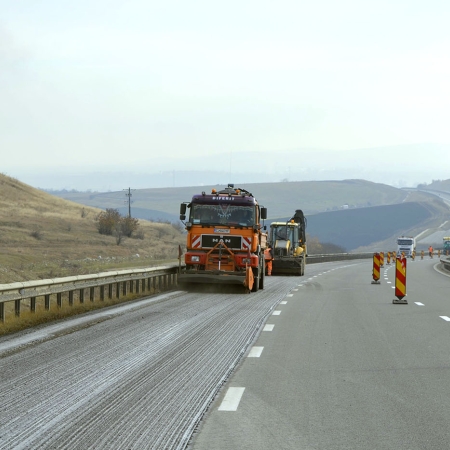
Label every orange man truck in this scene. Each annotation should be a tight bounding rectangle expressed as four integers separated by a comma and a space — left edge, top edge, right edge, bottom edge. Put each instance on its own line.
179, 184, 268, 292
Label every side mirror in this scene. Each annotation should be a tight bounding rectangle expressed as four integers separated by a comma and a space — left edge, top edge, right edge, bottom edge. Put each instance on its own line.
180, 214, 186, 221
180, 203, 187, 215
261, 207, 267, 220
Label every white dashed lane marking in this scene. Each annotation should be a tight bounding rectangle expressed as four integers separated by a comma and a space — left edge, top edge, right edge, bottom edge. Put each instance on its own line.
263, 324, 274, 331
414, 302, 424, 306
272, 311, 281, 316
218, 387, 245, 411
440, 316, 450, 322
248, 346, 264, 357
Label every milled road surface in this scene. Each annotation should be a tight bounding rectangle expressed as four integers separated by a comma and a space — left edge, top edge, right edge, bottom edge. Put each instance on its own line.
0, 276, 302, 449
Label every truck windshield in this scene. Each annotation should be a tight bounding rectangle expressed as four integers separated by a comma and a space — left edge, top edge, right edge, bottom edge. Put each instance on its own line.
190, 204, 255, 226
397, 239, 413, 245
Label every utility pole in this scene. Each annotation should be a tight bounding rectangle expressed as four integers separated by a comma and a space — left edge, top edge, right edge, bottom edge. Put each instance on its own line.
123, 187, 134, 218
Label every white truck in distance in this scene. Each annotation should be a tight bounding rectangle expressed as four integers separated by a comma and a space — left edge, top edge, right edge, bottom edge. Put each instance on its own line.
397, 236, 415, 257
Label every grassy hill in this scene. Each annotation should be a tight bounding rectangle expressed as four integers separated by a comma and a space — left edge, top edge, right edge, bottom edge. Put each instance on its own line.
0, 174, 185, 284
306, 202, 439, 251
49, 179, 450, 253
53, 179, 410, 221
267, 197, 450, 252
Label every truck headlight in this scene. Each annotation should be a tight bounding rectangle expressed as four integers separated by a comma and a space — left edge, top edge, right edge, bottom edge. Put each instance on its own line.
191, 256, 200, 262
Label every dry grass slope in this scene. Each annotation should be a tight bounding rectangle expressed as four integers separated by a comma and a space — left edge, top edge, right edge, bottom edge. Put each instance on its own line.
0, 174, 185, 284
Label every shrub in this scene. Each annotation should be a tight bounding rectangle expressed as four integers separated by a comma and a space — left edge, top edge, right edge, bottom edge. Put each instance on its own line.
30, 230, 43, 240
96, 209, 122, 236
121, 216, 139, 237
96, 208, 140, 242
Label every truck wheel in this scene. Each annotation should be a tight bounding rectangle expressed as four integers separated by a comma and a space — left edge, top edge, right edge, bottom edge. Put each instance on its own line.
252, 267, 260, 292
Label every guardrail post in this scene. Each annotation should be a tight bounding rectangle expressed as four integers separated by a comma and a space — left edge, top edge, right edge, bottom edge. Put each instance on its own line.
130, 280, 134, 293
15, 299, 21, 317
148, 277, 153, 291
90, 287, 95, 302
108, 283, 113, 299
122, 281, 127, 296
136, 279, 140, 294
116, 283, 120, 299
69, 291, 74, 306
57, 293, 62, 308
31, 297, 36, 313
79, 289, 85, 304
100, 285, 105, 301
45, 294, 50, 310
0, 303, 4, 323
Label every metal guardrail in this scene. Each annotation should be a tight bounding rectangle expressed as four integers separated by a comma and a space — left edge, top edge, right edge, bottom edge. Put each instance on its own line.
0, 264, 180, 322
307, 252, 374, 264
440, 256, 450, 273
2, 251, 437, 323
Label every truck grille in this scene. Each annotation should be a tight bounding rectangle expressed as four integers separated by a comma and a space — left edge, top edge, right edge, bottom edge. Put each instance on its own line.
201, 234, 242, 250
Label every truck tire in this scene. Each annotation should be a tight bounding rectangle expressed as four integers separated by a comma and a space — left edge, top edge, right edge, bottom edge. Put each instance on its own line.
252, 267, 260, 292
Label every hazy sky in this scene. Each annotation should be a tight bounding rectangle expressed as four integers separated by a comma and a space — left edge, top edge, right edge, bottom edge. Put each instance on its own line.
2, 0, 450, 190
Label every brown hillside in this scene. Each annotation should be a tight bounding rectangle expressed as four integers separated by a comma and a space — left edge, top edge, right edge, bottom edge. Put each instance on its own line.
0, 174, 184, 284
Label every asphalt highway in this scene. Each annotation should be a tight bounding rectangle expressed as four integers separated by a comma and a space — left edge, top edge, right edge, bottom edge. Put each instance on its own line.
1, 258, 449, 449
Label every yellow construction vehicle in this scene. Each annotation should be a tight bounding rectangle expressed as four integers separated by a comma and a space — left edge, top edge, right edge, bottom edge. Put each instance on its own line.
268, 210, 307, 276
